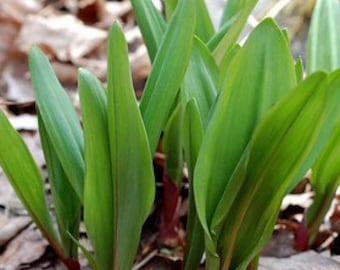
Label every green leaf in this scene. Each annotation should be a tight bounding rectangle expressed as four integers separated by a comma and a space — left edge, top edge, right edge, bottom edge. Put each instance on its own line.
38, 113, 80, 259
307, 0, 340, 73
130, 0, 166, 61
308, 121, 340, 243
140, 0, 196, 155
182, 99, 205, 270
215, 73, 326, 269
164, 0, 177, 20
163, 103, 184, 188
306, 0, 340, 243
0, 109, 62, 257
211, 0, 260, 64
107, 23, 155, 270
218, 44, 240, 91
79, 68, 113, 270
295, 56, 304, 83
219, 0, 256, 28
195, 0, 215, 42
194, 19, 296, 262
182, 37, 218, 125
164, 0, 214, 42
207, 16, 238, 53
29, 46, 84, 200
216, 71, 340, 269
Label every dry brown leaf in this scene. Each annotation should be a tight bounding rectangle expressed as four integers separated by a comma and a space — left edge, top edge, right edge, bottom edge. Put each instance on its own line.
130, 45, 150, 80
97, 0, 132, 29
0, 217, 31, 247
0, 224, 48, 266
21, 132, 45, 168
0, 0, 41, 23
51, 61, 78, 83
16, 14, 106, 62
104, 0, 132, 20
72, 57, 107, 81
0, 170, 16, 211
1, 56, 34, 102
0, 17, 20, 69
73, 26, 150, 86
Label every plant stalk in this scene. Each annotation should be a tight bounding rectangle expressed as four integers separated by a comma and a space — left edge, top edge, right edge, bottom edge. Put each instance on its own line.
159, 173, 182, 247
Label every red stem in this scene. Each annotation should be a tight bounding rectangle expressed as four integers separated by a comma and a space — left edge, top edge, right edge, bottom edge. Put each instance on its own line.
159, 173, 182, 247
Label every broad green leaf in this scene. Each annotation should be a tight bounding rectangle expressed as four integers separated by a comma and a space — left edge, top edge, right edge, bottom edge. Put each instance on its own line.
285, 71, 340, 194
308, 121, 340, 243
219, 0, 255, 28
182, 99, 205, 270
212, 0, 259, 64
164, 0, 214, 42
78, 68, 113, 270
164, 0, 177, 20
107, 23, 155, 270
182, 37, 218, 125
29, 47, 84, 200
140, 0, 196, 155
194, 19, 296, 260
218, 44, 240, 91
0, 109, 61, 257
195, 0, 215, 42
38, 113, 80, 259
130, 0, 166, 61
306, 0, 340, 243
216, 71, 340, 269
163, 103, 184, 188
207, 16, 238, 53
307, 0, 340, 74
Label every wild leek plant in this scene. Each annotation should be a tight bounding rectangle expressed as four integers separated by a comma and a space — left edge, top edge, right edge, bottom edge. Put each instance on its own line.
306, 0, 340, 244
0, 44, 84, 268
133, 0, 340, 269
0, 0, 339, 270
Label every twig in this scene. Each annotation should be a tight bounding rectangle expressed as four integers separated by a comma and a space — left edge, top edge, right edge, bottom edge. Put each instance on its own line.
132, 249, 158, 270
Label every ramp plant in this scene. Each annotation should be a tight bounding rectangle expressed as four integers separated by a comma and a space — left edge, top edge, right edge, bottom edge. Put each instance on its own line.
0, 0, 339, 270
133, 1, 339, 270
0, 43, 84, 269
306, 0, 340, 244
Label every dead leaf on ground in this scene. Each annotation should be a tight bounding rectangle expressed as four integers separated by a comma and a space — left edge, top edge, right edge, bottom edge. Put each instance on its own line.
0, 0, 42, 23
98, 0, 132, 28
0, 170, 16, 213
16, 14, 106, 62
51, 61, 79, 83
1, 55, 34, 102
0, 224, 48, 267
0, 217, 31, 247
21, 131, 45, 168
0, 17, 20, 69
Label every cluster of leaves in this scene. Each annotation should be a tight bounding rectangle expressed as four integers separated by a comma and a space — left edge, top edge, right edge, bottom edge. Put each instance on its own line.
0, 0, 339, 270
